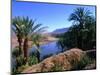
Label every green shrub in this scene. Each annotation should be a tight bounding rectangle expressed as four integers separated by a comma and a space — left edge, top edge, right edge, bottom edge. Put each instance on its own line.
28, 55, 38, 66
78, 56, 92, 69
12, 67, 17, 75
16, 56, 26, 67
73, 55, 92, 70
12, 47, 22, 57
12, 47, 24, 75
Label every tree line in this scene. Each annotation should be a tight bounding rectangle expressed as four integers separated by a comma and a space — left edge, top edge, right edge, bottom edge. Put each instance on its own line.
57, 7, 96, 51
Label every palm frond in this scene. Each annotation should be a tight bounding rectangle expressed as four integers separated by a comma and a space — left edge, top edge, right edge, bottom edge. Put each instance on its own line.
32, 24, 42, 32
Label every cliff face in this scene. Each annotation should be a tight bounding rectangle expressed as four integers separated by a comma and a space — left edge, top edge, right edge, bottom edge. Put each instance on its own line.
22, 48, 87, 73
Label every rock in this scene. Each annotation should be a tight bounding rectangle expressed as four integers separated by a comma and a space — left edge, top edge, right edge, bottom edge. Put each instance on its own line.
22, 48, 86, 73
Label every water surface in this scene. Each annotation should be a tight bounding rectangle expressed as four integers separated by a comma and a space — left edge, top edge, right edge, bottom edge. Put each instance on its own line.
29, 41, 62, 59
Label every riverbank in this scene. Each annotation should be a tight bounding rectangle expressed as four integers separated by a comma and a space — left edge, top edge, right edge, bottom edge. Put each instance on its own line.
12, 35, 58, 49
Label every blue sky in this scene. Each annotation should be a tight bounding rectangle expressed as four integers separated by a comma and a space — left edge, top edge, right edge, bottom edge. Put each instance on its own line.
12, 0, 96, 32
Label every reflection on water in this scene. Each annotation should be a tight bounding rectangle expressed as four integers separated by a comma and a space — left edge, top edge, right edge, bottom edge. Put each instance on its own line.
29, 41, 61, 59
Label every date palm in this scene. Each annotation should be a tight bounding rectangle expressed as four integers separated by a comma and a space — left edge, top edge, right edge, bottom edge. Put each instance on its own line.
12, 16, 24, 54
31, 34, 42, 62
22, 17, 47, 61
12, 16, 47, 62
68, 7, 92, 49
69, 7, 92, 28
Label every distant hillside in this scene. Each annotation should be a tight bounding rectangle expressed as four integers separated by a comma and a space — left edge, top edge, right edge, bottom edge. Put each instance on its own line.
51, 28, 68, 35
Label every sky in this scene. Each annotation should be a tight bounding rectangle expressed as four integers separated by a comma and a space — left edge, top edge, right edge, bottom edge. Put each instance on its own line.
12, 0, 96, 32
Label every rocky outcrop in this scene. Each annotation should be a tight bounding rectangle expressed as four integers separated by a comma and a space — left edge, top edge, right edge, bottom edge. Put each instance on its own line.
22, 48, 87, 73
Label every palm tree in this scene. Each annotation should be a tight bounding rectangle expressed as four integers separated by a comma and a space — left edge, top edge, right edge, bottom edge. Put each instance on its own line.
31, 34, 43, 62
12, 16, 24, 54
69, 7, 92, 28
12, 16, 47, 62
57, 37, 65, 52
22, 17, 47, 61
68, 7, 92, 49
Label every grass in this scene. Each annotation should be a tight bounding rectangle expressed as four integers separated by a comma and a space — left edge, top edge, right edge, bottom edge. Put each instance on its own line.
72, 55, 94, 70
12, 51, 38, 75
28, 55, 38, 66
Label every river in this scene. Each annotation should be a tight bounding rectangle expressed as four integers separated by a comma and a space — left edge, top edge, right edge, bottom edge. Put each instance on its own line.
29, 41, 62, 60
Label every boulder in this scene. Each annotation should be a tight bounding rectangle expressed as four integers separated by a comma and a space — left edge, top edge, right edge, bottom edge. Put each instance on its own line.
22, 48, 86, 73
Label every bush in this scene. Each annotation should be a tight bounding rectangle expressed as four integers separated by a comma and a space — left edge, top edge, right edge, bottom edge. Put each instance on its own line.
12, 67, 17, 75
28, 55, 38, 66
12, 46, 24, 75
16, 56, 26, 67
12, 47, 22, 57
12, 56, 25, 75
73, 55, 92, 70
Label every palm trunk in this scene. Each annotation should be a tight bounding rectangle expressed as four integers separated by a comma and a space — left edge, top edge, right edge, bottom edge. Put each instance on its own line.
36, 44, 40, 62
23, 37, 28, 62
36, 50, 40, 63
77, 22, 83, 49
17, 36, 22, 55
77, 35, 82, 49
